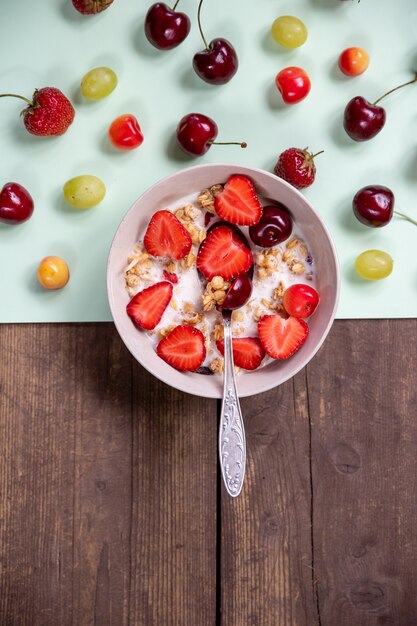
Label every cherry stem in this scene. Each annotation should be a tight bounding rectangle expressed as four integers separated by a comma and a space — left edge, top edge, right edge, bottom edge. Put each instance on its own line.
372, 74, 417, 106
209, 141, 248, 148
197, 0, 210, 51
0, 93, 32, 106
172, 0, 180, 10
394, 210, 417, 227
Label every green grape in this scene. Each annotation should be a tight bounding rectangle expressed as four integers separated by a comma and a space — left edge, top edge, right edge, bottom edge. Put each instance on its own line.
271, 15, 308, 49
63, 175, 106, 209
81, 67, 118, 100
355, 250, 393, 280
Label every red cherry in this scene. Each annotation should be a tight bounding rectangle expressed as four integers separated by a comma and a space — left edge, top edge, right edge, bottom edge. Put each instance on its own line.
353, 185, 417, 228
0, 182, 34, 224
176, 113, 247, 156
222, 273, 253, 311
108, 114, 144, 150
145, 2, 190, 50
192, 0, 238, 85
249, 205, 293, 247
353, 185, 394, 227
275, 67, 311, 104
283, 284, 319, 318
344, 75, 417, 141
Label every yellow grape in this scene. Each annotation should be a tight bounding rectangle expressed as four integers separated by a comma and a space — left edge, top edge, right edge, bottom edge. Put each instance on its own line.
271, 15, 308, 49
81, 67, 118, 100
63, 175, 106, 209
37, 256, 70, 290
355, 250, 393, 280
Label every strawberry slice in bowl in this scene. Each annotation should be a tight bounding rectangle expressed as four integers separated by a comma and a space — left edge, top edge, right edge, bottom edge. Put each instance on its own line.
216, 337, 265, 370
197, 224, 253, 281
126, 281, 173, 330
215, 174, 262, 226
157, 325, 206, 371
258, 314, 309, 360
144, 210, 192, 260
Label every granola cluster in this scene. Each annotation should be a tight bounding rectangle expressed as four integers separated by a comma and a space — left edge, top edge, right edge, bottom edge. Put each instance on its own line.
197, 184, 223, 214
124, 245, 154, 297
201, 276, 231, 311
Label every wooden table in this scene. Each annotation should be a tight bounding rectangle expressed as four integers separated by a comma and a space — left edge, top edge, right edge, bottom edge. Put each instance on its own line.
0, 319, 416, 625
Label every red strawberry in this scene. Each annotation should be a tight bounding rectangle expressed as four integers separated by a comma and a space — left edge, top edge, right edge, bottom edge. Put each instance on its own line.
0, 87, 75, 137
144, 210, 192, 260
162, 270, 179, 284
216, 337, 265, 370
196, 225, 253, 281
215, 175, 262, 225
274, 148, 323, 190
126, 281, 172, 330
157, 325, 206, 371
72, 0, 113, 14
258, 314, 309, 359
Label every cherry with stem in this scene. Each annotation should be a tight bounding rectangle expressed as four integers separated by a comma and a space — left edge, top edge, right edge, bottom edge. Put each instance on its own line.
192, 0, 239, 85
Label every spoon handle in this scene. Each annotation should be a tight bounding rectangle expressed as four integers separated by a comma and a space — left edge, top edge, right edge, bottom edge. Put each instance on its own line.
219, 316, 246, 497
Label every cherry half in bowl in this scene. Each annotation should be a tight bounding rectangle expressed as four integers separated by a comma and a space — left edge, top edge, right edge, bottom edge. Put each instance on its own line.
249, 204, 293, 247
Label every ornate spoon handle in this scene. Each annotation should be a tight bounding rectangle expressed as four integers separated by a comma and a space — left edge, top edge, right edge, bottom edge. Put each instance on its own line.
219, 315, 246, 497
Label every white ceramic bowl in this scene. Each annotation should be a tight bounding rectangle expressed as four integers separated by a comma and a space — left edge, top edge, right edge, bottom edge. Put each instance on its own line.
107, 163, 340, 398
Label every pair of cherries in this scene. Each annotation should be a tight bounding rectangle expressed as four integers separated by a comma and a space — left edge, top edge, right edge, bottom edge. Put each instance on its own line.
145, 0, 238, 85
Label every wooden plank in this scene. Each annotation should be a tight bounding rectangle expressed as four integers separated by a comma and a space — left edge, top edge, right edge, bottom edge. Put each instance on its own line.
307, 319, 417, 626
129, 364, 218, 626
0, 323, 133, 626
220, 372, 319, 626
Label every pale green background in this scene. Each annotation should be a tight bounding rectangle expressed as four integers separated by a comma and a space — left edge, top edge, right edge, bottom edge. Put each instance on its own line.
0, 0, 416, 321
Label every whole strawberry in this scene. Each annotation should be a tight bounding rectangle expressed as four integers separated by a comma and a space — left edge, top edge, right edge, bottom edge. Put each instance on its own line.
0, 87, 75, 136
274, 147, 323, 190
72, 0, 113, 14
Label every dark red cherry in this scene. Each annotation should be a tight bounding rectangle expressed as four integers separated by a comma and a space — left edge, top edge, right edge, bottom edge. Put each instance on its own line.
249, 204, 293, 247
193, 38, 238, 85
353, 185, 394, 227
222, 273, 253, 311
344, 75, 417, 142
145, 2, 190, 50
176, 113, 218, 155
0, 182, 34, 224
343, 97, 386, 142
192, 0, 238, 85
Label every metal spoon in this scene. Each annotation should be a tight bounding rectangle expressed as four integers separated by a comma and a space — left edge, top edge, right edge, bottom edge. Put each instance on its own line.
218, 272, 252, 497
219, 309, 246, 497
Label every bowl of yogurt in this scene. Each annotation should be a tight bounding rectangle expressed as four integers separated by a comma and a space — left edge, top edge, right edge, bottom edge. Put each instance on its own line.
107, 163, 340, 398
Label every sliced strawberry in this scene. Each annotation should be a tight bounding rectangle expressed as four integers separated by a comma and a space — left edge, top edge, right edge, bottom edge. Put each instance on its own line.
157, 325, 206, 371
144, 210, 192, 260
258, 314, 309, 360
196, 225, 253, 281
215, 175, 262, 226
126, 281, 173, 330
216, 337, 265, 370
162, 270, 179, 284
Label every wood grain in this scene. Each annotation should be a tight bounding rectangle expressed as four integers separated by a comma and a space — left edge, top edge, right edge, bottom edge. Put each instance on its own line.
220, 372, 318, 626
307, 320, 417, 626
129, 363, 218, 626
1, 320, 417, 626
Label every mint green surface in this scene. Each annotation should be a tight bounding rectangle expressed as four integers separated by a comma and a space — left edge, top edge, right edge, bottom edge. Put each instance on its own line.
0, 0, 416, 322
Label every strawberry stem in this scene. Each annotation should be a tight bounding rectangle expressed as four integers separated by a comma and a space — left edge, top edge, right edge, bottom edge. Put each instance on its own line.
394, 210, 417, 227
209, 141, 248, 148
0, 93, 32, 106
197, 0, 210, 51
311, 150, 324, 159
172, 0, 180, 9
372, 74, 417, 106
